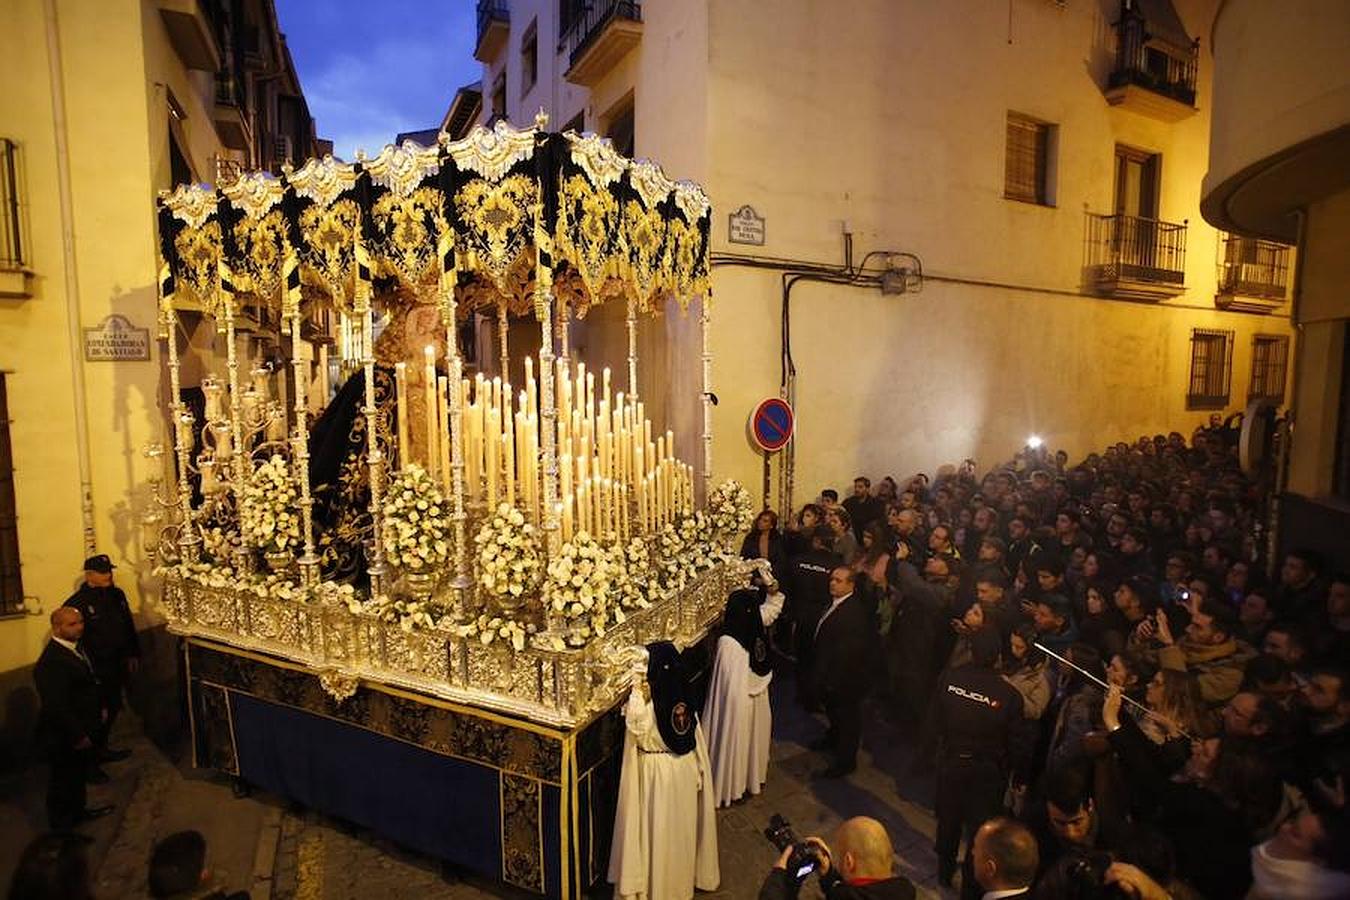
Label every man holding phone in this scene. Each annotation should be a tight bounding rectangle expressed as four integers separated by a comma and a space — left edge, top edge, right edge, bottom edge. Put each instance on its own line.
757, 816, 915, 899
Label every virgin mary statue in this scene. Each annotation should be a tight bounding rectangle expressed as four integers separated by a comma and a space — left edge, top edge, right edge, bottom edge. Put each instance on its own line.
307, 293, 450, 583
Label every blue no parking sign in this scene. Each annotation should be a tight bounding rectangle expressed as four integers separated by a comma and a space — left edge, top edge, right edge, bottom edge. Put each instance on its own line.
750, 398, 794, 452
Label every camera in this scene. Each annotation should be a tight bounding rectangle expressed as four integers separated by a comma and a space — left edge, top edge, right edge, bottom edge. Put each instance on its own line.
764, 814, 825, 882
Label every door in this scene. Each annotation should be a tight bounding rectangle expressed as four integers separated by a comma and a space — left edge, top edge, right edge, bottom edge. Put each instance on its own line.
1114, 145, 1161, 271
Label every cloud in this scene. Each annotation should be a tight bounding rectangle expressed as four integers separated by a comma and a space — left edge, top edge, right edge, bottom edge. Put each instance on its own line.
277, 0, 479, 160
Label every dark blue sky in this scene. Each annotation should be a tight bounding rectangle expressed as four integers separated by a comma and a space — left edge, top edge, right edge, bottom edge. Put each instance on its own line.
276, 0, 482, 160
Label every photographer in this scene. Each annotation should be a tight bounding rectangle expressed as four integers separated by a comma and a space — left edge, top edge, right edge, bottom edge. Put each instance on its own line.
758, 816, 915, 900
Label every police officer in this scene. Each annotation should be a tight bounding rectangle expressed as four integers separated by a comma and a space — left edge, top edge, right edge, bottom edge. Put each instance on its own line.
63, 554, 139, 768
932, 626, 1022, 891
786, 526, 842, 711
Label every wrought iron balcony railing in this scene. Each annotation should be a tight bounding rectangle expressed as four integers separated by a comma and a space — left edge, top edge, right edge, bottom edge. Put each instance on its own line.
0, 139, 24, 270
1108, 1, 1198, 107
562, 0, 642, 69
1085, 212, 1187, 296
1218, 235, 1290, 300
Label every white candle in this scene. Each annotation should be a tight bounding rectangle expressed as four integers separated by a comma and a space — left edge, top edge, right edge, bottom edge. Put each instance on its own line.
211, 422, 232, 460
199, 458, 218, 495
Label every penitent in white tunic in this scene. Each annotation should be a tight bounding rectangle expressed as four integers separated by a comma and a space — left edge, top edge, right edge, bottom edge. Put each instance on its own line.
607, 689, 720, 900
703, 590, 784, 808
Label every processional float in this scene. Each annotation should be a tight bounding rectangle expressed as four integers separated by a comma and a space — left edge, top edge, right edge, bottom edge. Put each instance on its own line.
151, 112, 755, 721
149, 117, 752, 895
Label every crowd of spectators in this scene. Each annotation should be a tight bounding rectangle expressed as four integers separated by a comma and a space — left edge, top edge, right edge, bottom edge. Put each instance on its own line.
751, 422, 1350, 899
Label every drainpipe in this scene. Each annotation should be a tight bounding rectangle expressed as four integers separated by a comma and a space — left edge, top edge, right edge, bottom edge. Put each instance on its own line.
1268, 208, 1307, 578
44, 0, 97, 555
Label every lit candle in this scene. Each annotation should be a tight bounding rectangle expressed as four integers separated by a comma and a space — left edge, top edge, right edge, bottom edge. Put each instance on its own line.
395, 362, 410, 470
561, 500, 572, 544
486, 406, 499, 507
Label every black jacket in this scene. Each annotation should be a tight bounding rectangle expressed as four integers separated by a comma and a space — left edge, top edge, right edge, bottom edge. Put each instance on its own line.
33, 640, 102, 750
935, 662, 1023, 763
64, 583, 139, 668
758, 868, 915, 900
788, 548, 842, 631
809, 593, 876, 699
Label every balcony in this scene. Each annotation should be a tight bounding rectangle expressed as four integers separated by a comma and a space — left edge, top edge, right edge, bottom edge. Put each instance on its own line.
1215, 234, 1291, 313
1103, 0, 1198, 122
0, 138, 31, 299
1084, 212, 1188, 300
563, 0, 642, 87
157, 0, 222, 71
474, 0, 509, 63
212, 71, 250, 150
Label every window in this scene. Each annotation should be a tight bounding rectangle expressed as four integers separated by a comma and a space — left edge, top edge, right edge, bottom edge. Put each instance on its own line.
1114, 144, 1160, 219
1, 139, 25, 270
605, 96, 635, 158
1004, 113, 1053, 205
1249, 334, 1289, 403
0, 375, 22, 615
521, 20, 538, 97
1187, 329, 1234, 409
491, 70, 507, 120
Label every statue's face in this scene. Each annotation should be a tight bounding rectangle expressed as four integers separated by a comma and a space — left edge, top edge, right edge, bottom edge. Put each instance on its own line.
403, 305, 445, 359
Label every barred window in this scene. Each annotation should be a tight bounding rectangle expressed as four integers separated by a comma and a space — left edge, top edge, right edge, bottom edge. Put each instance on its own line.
1005, 113, 1052, 205
0, 374, 22, 615
1187, 329, 1234, 409
1249, 334, 1289, 403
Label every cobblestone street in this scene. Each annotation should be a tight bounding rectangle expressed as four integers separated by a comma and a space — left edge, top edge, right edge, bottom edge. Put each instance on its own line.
2, 679, 951, 898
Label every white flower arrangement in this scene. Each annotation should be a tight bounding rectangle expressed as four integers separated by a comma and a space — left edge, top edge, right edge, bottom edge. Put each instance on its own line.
618, 537, 654, 611
655, 519, 690, 590
453, 613, 535, 652
239, 455, 301, 554
381, 465, 450, 572
544, 531, 623, 643
199, 524, 241, 564
707, 478, 754, 540
474, 503, 544, 605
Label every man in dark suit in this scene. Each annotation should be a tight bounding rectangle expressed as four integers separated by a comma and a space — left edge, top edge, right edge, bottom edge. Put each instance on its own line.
788, 526, 843, 710
809, 566, 874, 777
969, 817, 1037, 900
34, 607, 114, 830
64, 553, 139, 765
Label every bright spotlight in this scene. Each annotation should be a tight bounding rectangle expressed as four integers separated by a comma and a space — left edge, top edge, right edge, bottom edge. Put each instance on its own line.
1026, 435, 1043, 449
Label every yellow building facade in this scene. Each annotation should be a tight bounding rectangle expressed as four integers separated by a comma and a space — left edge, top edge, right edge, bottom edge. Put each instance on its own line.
474, 0, 1296, 510
0, 0, 322, 758
1202, 0, 1350, 565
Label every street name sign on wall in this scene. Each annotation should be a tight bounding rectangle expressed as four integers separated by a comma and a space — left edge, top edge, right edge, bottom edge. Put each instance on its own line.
728, 205, 766, 246
749, 397, 794, 452
83, 314, 150, 361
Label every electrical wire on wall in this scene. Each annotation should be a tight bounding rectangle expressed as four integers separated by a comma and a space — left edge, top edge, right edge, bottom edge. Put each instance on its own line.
711, 238, 922, 514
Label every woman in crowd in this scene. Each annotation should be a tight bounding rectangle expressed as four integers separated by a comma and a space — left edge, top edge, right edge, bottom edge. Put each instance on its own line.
1078, 579, 1130, 657
1002, 623, 1052, 801
853, 521, 893, 590
825, 506, 858, 562
740, 509, 787, 580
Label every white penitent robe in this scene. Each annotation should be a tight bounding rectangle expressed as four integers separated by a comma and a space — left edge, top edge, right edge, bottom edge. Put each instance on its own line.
607, 689, 720, 900
703, 590, 783, 808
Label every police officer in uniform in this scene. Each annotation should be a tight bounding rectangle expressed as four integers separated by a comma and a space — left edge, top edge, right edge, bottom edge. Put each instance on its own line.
787, 526, 842, 710
932, 626, 1022, 890
63, 554, 139, 767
